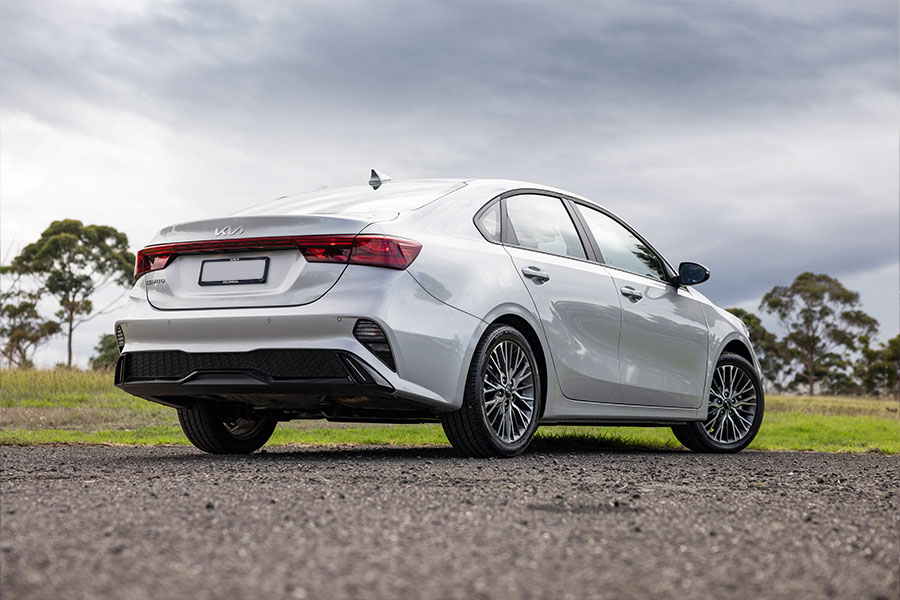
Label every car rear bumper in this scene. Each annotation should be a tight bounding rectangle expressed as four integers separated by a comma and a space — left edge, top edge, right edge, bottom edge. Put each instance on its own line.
114, 267, 486, 412
113, 348, 418, 413
115, 348, 393, 395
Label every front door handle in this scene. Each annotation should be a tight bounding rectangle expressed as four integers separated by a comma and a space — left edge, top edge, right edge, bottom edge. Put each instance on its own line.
521, 266, 550, 283
620, 286, 643, 300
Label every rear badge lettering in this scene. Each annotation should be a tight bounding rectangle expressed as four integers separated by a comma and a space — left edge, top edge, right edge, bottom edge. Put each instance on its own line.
215, 225, 244, 236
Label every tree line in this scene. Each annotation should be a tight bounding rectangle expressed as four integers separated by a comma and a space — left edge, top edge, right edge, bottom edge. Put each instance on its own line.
1, 220, 898, 397
726, 273, 898, 398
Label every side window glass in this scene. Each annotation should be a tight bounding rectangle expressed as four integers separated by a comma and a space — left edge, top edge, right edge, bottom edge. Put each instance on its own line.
576, 205, 666, 280
505, 195, 586, 260
476, 202, 501, 242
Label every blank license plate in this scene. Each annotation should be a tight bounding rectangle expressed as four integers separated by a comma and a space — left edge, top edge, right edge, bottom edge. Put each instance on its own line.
199, 257, 269, 286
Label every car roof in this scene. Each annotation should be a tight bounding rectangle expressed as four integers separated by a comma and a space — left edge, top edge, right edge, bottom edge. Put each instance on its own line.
233, 178, 595, 218
233, 180, 468, 218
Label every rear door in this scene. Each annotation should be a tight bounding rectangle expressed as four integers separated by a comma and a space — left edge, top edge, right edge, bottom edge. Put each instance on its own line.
571, 202, 709, 408
144, 215, 375, 310
502, 193, 622, 403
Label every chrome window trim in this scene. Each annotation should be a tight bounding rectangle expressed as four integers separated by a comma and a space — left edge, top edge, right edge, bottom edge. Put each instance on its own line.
473, 188, 677, 282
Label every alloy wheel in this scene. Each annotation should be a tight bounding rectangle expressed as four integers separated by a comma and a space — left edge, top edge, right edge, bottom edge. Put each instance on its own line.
482, 339, 536, 444
703, 364, 758, 444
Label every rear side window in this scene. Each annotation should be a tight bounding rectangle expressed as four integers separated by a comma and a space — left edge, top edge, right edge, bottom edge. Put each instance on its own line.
576, 204, 666, 280
505, 195, 586, 260
476, 202, 502, 242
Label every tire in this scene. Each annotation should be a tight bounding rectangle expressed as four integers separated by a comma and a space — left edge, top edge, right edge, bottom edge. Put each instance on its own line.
441, 324, 542, 458
177, 400, 277, 454
672, 353, 765, 453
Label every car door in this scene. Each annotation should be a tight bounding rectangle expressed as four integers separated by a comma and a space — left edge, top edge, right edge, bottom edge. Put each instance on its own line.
571, 201, 709, 408
500, 193, 622, 403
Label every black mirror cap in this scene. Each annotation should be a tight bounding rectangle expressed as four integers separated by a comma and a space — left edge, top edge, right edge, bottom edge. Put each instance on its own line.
677, 262, 710, 286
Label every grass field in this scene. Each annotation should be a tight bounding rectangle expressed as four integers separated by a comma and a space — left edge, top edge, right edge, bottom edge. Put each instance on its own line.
2, 369, 898, 453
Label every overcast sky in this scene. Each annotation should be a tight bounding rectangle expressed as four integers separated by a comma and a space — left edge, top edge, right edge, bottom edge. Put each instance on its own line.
1, 0, 898, 367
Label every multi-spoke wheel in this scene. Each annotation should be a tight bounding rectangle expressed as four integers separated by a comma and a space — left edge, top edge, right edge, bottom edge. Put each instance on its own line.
178, 400, 277, 454
441, 324, 542, 457
672, 353, 764, 453
482, 339, 536, 444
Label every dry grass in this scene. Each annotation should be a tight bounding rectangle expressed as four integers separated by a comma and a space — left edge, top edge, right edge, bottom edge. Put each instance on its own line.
0, 369, 398, 431
766, 394, 899, 419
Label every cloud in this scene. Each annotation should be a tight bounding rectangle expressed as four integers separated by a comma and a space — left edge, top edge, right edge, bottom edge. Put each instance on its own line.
1, 0, 897, 365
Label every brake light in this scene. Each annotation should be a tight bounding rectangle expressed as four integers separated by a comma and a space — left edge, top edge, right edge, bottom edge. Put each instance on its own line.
134, 235, 421, 279
350, 236, 422, 270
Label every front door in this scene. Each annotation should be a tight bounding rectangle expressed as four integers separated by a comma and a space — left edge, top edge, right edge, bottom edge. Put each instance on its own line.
572, 201, 709, 408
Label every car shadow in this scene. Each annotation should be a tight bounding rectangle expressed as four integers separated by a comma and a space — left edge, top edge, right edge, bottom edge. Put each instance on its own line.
142, 435, 683, 464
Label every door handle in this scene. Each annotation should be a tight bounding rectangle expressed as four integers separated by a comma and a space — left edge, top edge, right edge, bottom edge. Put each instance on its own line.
620, 286, 643, 300
521, 266, 550, 283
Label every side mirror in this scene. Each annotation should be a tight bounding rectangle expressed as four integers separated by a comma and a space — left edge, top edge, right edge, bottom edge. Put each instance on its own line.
677, 262, 710, 286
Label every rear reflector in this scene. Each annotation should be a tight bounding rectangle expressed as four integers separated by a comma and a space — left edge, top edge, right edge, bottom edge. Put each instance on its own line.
134, 235, 421, 279
353, 319, 396, 371
115, 325, 125, 352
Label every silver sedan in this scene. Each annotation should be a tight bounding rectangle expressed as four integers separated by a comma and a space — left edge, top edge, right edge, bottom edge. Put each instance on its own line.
115, 171, 764, 457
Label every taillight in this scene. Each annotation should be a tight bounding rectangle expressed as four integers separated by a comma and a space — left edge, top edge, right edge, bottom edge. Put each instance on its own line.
350, 236, 421, 270
134, 248, 176, 279
134, 235, 421, 280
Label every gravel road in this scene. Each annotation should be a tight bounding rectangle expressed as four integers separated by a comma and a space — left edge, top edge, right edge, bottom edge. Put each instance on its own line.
1, 445, 897, 600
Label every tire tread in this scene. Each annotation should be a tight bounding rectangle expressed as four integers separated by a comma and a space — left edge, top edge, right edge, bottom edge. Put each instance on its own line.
177, 401, 275, 454
441, 324, 541, 458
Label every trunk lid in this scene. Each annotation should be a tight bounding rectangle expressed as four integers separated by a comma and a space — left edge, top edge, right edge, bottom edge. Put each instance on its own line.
144, 214, 379, 310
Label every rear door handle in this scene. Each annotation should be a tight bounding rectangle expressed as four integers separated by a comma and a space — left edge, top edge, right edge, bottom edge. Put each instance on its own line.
620, 286, 643, 300
521, 266, 550, 283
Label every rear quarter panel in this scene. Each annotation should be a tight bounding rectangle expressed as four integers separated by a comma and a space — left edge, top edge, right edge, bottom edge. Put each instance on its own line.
361, 182, 567, 415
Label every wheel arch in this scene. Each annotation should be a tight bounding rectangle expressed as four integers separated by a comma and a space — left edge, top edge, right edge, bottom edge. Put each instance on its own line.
721, 339, 753, 364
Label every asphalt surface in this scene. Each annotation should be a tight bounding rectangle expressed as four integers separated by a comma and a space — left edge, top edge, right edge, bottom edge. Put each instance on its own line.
1, 445, 897, 600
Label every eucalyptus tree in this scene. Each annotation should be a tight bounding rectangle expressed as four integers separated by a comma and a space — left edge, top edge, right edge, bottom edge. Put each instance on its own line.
0, 288, 60, 368
2, 220, 134, 367
760, 272, 878, 395
855, 334, 900, 398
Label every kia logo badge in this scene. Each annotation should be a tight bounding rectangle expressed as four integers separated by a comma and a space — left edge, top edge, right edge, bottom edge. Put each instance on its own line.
214, 225, 244, 236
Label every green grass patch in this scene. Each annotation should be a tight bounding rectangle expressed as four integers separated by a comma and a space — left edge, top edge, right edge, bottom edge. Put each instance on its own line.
0, 426, 189, 446
2, 369, 898, 453
534, 413, 900, 454
1, 413, 896, 454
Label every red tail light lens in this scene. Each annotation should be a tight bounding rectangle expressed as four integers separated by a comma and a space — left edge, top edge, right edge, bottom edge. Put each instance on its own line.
134, 235, 421, 279
350, 236, 422, 270
134, 248, 175, 279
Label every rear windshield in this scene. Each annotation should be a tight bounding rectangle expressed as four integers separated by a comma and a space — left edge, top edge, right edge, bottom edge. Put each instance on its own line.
234, 181, 465, 217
